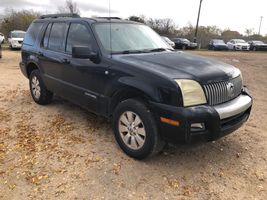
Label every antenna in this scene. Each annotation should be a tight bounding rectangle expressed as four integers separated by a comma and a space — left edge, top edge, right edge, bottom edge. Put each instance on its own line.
109, 0, 113, 58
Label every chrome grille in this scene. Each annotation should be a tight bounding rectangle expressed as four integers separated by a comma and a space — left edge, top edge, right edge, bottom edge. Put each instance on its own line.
203, 76, 242, 106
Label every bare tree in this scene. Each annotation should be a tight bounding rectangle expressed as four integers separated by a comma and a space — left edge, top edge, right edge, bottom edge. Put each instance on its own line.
128, 16, 145, 23
58, 0, 80, 15
0, 9, 40, 37
244, 28, 254, 37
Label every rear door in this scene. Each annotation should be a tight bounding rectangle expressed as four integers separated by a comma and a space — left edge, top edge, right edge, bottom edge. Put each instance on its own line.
38, 22, 68, 94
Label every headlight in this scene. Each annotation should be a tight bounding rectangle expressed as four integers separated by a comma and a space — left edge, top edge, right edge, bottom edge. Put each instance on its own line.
175, 79, 207, 107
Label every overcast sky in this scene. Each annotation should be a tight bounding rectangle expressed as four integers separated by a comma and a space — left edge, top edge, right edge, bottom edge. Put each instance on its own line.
0, 0, 266, 35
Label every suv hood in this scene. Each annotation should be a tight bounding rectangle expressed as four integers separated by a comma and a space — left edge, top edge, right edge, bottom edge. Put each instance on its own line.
113, 51, 240, 84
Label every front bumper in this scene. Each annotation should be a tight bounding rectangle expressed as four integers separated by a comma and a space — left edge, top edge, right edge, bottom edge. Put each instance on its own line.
235, 46, 249, 51
150, 90, 252, 142
214, 45, 228, 50
11, 43, 22, 48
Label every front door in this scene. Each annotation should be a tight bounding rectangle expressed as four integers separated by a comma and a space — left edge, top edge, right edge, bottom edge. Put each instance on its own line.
60, 22, 109, 113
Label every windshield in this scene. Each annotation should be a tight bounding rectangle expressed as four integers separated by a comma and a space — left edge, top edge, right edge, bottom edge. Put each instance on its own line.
11, 32, 25, 38
235, 39, 246, 43
94, 23, 170, 54
213, 40, 225, 44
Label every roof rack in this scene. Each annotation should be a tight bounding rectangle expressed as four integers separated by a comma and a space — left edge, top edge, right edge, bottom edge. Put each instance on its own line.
39, 13, 80, 19
95, 17, 121, 20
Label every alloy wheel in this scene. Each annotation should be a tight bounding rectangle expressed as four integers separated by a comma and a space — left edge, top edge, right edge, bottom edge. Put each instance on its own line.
118, 111, 146, 150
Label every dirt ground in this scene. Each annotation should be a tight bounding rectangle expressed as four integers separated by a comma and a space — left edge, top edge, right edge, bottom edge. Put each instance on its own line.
0, 50, 266, 200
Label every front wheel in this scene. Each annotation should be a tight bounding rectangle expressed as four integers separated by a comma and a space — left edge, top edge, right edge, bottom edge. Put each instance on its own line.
112, 99, 165, 159
29, 69, 53, 105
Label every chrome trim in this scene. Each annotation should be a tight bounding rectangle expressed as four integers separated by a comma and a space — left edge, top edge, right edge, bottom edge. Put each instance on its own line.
85, 92, 97, 99
203, 76, 242, 106
214, 94, 252, 119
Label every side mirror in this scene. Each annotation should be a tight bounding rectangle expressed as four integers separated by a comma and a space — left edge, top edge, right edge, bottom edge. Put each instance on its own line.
72, 46, 98, 60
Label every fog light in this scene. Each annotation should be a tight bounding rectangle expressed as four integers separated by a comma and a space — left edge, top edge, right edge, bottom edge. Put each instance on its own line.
191, 123, 205, 131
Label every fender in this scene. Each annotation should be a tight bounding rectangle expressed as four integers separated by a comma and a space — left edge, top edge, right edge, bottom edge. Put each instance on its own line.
108, 75, 181, 106
117, 76, 162, 102
25, 56, 40, 77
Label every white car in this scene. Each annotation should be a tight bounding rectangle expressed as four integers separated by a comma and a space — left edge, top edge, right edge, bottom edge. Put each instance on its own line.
0, 32, 5, 44
161, 36, 175, 48
227, 39, 250, 51
8, 30, 26, 49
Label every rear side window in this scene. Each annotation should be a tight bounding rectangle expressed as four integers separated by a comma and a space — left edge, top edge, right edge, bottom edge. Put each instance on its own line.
48, 23, 67, 51
24, 22, 43, 46
42, 23, 52, 48
66, 23, 94, 53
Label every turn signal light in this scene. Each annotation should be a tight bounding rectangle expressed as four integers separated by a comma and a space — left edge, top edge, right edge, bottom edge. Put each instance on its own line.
160, 117, 180, 126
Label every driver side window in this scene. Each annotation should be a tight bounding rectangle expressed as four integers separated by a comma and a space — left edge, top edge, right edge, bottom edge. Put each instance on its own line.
66, 23, 94, 53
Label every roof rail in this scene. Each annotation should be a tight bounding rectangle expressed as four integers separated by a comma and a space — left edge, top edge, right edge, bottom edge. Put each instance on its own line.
39, 13, 80, 19
95, 17, 121, 20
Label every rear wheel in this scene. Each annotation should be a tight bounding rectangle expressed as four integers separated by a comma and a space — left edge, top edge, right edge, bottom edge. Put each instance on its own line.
182, 45, 186, 50
112, 99, 165, 159
29, 69, 53, 105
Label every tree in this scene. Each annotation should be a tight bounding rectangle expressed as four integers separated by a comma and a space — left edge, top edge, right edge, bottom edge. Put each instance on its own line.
244, 28, 254, 37
58, 0, 80, 15
146, 18, 177, 36
221, 30, 242, 42
128, 16, 145, 23
0, 9, 40, 37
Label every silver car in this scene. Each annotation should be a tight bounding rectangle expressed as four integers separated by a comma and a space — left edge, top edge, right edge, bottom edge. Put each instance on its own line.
161, 36, 175, 48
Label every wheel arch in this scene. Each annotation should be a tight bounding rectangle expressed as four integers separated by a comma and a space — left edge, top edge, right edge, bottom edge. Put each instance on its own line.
26, 61, 40, 78
109, 86, 155, 116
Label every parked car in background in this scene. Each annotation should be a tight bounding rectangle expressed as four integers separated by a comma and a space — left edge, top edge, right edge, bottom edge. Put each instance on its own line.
0, 32, 5, 44
208, 39, 228, 51
8, 30, 26, 49
248, 40, 267, 51
161, 36, 175, 48
172, 38, 197, 50
227, 39, 249, 51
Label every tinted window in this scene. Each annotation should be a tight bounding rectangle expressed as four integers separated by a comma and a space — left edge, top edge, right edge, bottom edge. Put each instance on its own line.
66, 23, 93, 53
11, 32, 26, 38
48, 23, 67, 51
24, 23, 43, 46
43, 23, 52, 48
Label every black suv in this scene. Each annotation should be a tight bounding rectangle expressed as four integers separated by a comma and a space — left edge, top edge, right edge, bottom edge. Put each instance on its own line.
20, 14, 252, 159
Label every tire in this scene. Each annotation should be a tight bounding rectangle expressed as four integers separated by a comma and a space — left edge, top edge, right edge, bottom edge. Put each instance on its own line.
112, 99, 165, 159
253, 47, 257, 51
233, 46, 236, 51
29, 69, 53, 105
182, 45, 186, 50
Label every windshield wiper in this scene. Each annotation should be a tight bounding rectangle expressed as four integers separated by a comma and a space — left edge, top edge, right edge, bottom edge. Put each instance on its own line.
120, 50, 144, 54
144, 48, 174, 52
113, 48, 174, 55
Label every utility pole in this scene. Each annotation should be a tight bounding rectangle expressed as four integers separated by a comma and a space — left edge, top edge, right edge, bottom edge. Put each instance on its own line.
258, 16, 263, 35
194, 0, 203, 43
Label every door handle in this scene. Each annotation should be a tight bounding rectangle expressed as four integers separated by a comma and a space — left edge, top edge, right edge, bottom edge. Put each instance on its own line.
61, 58, 70, 64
